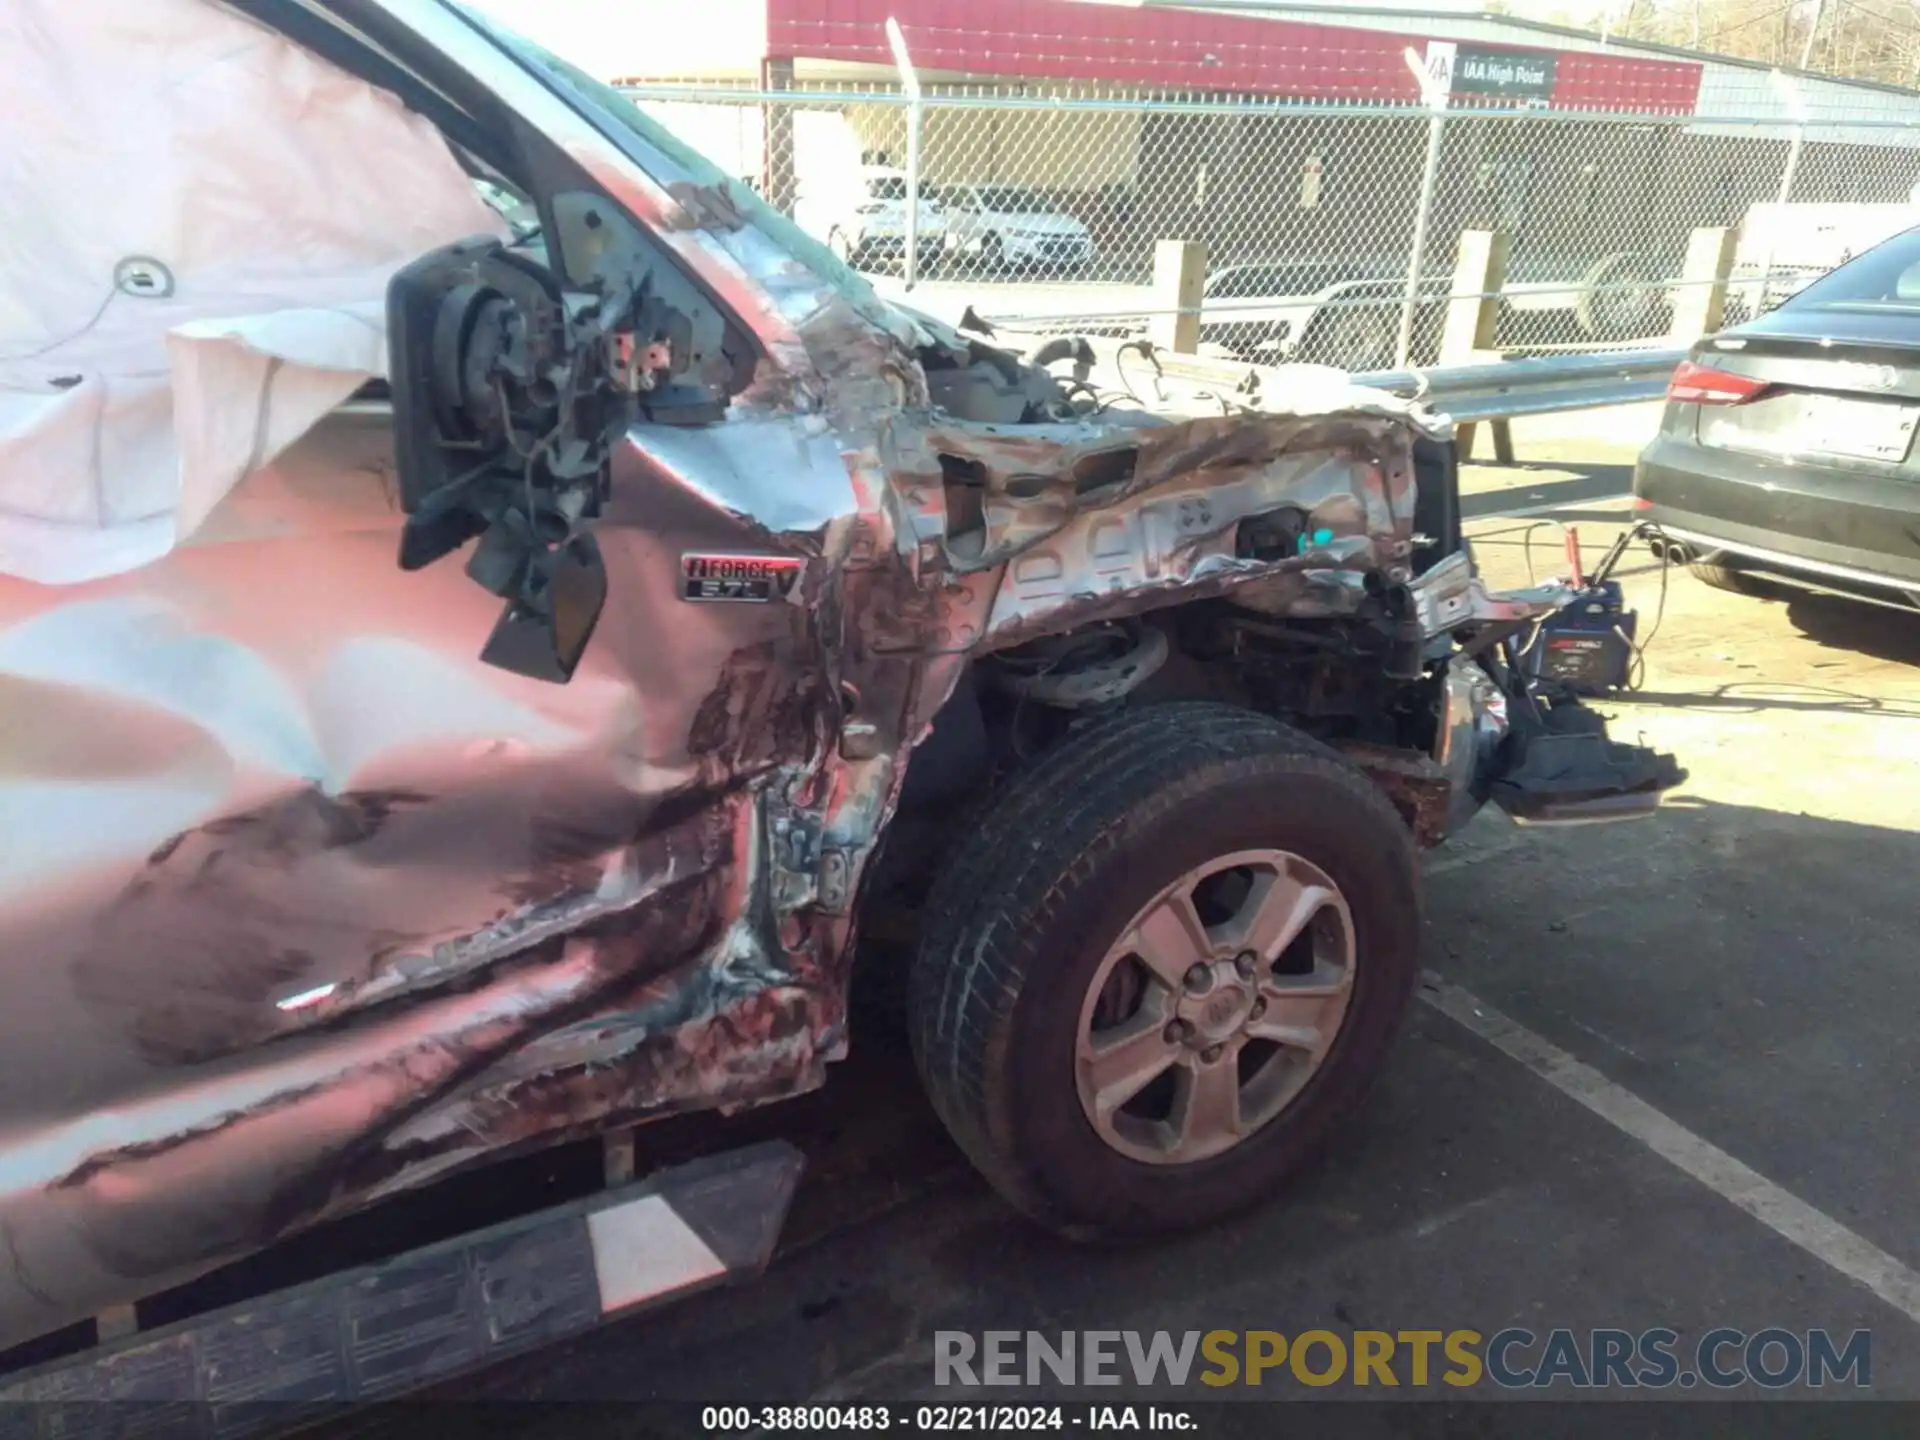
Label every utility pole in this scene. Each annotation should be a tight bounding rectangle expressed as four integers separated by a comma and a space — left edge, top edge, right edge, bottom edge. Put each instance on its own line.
1799, 0, 1825, 69
1601, 0, 1640, 44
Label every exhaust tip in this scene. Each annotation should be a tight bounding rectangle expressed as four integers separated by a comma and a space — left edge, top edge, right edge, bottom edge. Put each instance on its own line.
1648, 537, 1695, 565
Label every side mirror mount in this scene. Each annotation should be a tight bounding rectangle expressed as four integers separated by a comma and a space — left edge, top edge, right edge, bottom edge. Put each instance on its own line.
383, 210, 699, 683
477, 533, 608, 685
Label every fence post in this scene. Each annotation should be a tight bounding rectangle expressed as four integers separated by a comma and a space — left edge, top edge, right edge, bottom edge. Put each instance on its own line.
903, 104, 924, 287
1397, 47, 1451, 370
886, 20, 925, 290
1761, 129, 1804, 315
1151, 239, 1208, 355
1442, 229, 1513, 464
1398, 111, 1447, 370
1777, 126, 1805, 206
760, 57, 796, 217
1668, 227, 1737, 344
1764, 71, 1807, 314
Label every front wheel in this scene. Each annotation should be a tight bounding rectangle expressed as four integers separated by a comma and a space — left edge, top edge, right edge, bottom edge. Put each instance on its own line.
1577, 253, 1664, 341
908, 703, 1422, 1239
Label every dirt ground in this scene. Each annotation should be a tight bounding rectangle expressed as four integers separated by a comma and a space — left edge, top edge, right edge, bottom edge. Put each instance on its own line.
355, 406, 1920, 1426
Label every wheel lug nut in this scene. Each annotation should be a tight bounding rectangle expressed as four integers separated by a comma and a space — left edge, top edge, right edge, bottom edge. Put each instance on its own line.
1164, 1020, 1191, 1045
1234, 951, 1258, 979
1201, 1045, 1223, 1063
1184, 964, 1212, 992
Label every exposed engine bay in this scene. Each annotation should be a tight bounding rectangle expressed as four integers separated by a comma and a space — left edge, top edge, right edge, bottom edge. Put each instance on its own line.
866, 328, 1682, 867
386, 213, 1679, 853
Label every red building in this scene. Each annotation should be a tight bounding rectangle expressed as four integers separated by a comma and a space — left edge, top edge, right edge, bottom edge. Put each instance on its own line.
610, 0, 1920, 288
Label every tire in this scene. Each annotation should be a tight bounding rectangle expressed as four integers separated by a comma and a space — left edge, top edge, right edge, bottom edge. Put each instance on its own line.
1689, 559, 1765, 596
907, 702, 1422, 1240
981, 232, 1006, 274
1302, 301, 1397, 372
1576, 253, 1663, 342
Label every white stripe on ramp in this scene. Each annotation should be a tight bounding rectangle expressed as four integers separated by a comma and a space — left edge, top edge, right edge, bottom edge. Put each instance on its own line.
587, 1192, 729, 1314
1421, 973, 1920, 1326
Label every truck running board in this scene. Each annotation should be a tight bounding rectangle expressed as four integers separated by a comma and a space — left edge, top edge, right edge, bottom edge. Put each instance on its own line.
0, 1141, 804, 1436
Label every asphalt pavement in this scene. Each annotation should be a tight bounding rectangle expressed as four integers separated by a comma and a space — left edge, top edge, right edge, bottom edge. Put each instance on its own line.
345, 406, 1920, 1427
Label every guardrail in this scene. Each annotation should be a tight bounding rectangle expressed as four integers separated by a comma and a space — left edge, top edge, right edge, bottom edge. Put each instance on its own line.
338, 333, 1683, 438
1348, 347, 1687, 423
948, 223, 1744, 374
1016, 331, 1687, 426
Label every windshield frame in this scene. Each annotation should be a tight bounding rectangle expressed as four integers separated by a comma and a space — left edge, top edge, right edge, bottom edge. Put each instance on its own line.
443, 1, 880, 304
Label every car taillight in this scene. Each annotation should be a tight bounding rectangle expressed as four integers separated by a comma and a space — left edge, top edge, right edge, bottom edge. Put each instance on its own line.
1667, 361, 1769, 406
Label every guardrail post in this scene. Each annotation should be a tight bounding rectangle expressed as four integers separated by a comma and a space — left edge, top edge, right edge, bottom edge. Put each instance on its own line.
1442, 229, 1515, 464
1668, 227, 1737, 345
1151, 239, 1208, 355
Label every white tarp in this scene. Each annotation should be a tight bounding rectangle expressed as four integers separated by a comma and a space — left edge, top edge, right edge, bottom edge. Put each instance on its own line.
0, 0, 507, 585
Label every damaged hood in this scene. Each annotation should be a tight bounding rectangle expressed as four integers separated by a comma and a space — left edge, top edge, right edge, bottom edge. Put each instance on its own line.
0, 0, 507, 585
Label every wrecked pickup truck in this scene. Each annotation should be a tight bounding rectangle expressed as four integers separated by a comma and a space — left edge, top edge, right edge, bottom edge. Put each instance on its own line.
0, 0, 1681, 1406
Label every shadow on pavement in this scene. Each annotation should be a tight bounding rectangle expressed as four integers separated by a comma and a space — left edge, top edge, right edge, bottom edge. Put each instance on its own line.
1619, 682, 1920, 721
1784, 591, 1920, 668
1459, 465, 1634, 521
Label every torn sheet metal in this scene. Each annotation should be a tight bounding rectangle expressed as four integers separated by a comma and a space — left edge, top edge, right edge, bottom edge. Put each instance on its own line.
1411, 549, 1578, 638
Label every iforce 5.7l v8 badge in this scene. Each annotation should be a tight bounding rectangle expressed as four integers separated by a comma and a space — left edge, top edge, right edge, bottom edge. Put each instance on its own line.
681, 553, 805, 603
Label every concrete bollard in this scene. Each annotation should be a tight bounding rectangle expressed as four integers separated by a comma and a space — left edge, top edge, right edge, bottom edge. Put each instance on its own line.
1669, 227, 1738, 345
1443, 229, 1515, 465
1150, 239, 1207, 356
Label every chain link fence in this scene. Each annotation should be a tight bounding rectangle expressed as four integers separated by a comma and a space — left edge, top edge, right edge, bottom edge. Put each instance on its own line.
624, 80, 1920, 369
